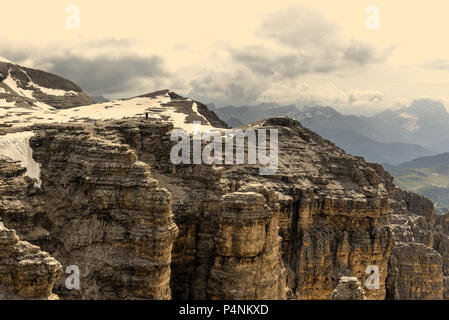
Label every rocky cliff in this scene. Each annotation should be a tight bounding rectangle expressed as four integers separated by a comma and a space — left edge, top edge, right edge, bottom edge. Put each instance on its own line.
18, 116, 392, 300
0, 92, 448, 300
0, 158, 61, 299
0, 222, 61, 299
368, 162, 449, 299
0, 123, 179, 299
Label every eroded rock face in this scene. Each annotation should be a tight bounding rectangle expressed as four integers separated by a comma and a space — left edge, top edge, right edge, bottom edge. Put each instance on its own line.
387, 242, 443, 299
0, 124, 178, 300
0, 222, 61, 299
374, 165, 449, 300
1, 115, 447, 300
0, 157, 61, 300
28, 123, 179, 299
331, 276, 366, 300
105, 117, 395, 300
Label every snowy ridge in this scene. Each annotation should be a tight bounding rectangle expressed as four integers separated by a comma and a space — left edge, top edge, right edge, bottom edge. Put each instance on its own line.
0, 60, 93, 110
0, 91, 217, 133
2, 67, 80, 99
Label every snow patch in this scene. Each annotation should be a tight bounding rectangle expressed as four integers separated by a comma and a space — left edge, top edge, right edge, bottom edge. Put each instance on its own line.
3, 71, 35, 99
399, 112, 420, 132
37, 86, 77, 96
0, 99, 16, 107
0, 92, 218, 133
59, 96, 172, 121
192, 102, 209, 123
0, 131, 41, 187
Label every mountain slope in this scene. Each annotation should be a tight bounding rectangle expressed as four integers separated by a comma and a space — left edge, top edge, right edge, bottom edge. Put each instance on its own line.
316, 129, 434, 164
0, 58, 93, 109
0, 61, 227, 133
373, 99, 449, 148
395, 152, 449, 169
0, 89, 224, 131
388, 152, 449, 213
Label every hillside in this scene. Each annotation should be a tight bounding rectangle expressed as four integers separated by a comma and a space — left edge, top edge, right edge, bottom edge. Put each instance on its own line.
0, 58, 93, 109
396, 152, 449, 169
388, 153, 449, 213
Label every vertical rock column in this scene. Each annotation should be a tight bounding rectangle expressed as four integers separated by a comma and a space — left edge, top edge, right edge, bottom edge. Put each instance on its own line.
207, 192, 286, 299
0, 222, 62, 299
28, 125, 179, 299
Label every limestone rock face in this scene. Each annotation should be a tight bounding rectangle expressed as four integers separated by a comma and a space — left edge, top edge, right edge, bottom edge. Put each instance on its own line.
0, 156, 45, 240
206, 192, 285, 299
0, 222, 61, 299
0, 123, 178, 299
386, 243, 443, 299
106, 117, 395, 300
0, 157, 61, 299
1, 113, 447, 300
331, 277, 366, 300
373, 165, 449, 300
27, 123, 178, 299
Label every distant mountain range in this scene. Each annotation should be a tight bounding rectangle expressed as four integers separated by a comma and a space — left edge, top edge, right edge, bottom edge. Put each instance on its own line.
90, 96, 110, 103
215, 99, 449, 165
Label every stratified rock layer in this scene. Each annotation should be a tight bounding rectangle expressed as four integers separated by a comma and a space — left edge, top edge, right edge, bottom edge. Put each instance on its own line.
0, 123, 178, 299
102, 117, 395, 299
372, 163, 449, 299
0, 221, 61, 299
1, 114, 448, 300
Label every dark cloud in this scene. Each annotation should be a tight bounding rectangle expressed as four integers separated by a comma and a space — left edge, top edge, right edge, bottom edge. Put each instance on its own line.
0, 49, 32, 64
44, 54, 168, 95
255, 6, 338, 48
231, 47, 344, 78
188, 71, 267, 106
232, 6, 387, 78
343, 40, 379, 65
83, 38, 137, 48
0, 38, 168, 96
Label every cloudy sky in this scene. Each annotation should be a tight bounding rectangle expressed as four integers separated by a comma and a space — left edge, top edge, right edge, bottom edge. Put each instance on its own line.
1, 0, 449, 114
